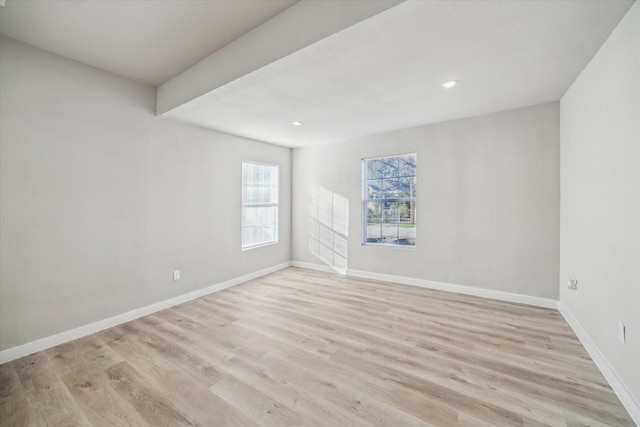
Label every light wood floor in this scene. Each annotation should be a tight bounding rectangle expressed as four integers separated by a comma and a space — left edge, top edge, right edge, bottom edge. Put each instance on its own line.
0, 267, 634, 426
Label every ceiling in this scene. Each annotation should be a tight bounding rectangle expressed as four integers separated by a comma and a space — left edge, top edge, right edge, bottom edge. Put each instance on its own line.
0, 0, 634, 147
0, 0, 297, 86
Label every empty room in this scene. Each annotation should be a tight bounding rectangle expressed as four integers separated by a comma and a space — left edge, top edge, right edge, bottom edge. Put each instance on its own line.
0, 0, 638, 425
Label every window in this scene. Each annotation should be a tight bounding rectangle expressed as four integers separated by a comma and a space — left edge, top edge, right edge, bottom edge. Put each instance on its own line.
362, 153, 416, 247
242, 162, 279, 249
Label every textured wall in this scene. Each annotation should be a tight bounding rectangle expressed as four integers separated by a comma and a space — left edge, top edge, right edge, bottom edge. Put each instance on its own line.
292, 102, 560, 300
0, 37, 291, 351
560, 1, 640, 410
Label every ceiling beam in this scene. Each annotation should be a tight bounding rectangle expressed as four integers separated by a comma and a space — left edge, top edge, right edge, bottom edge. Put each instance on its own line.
156, 0, 403, 115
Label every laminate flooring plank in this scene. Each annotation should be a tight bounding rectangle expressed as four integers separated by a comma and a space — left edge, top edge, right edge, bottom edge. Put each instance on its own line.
229, 279, 553, 354
44, 335, 123, 376
276, 270, 571, 338
260, 320, 567, 426
170, 304, 382, 426
222, 298, 409, 359
105, 361, 197, 426
101, 322, 224, 388
0, 362, 31, 426
0, 267, 634, 426
218, 355, 367, 427
261, 282, 576, 368
145, 309, 267, 363
230, 316, 336, 358
265, 340, 461, 426
174, 297, 240, 325
331, 341, 599, 427
233, 313, 368, 355
221, 284, 615, 418
257, 277, 560, 348
201, 292, 263, 313
270, 269, 509, 314
248, 272, 632, 426
272, 269, 582, 333
218, 291, 418, 352
104, 341, 258, 427
262, 270, 628, 424
184, 301, 453, 426
228, 289, 420, 347
469, 340, 609, 389
331, 347, 529, 426
162, 301, 343, 362
415, 338, 627, 418
61, 367, 148, 427
209, 372, 307, 427
12, 352, 91, 427
258, 274, 608, 387
322, 323, 612, 425
459, 367, 629, 427
257, 351, 437, 427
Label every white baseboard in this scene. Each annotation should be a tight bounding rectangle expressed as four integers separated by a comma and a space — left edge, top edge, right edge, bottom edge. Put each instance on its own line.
558, 303, 640, 425
291, 261, 557, 309
0, 262, 291, 364
346, 268, 558, 309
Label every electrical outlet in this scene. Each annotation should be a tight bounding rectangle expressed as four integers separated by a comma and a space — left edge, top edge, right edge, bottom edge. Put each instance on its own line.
618, 322, 626, 344
567, 279, 578, 290
173, 270, 180, 281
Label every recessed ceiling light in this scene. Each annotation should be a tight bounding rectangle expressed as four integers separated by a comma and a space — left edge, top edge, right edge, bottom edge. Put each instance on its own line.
292, 121, 302, 126
442, 80, 458, 88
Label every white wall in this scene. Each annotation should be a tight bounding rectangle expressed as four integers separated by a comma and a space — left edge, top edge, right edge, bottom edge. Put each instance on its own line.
560, 1, 640, 412
0, 37, 291, 352
292, 102, 560, 300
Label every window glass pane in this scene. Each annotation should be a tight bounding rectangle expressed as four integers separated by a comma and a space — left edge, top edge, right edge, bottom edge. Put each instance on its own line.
265, 206, 277, 225
381, 157, 398, 178
366, 201, 382, 224
382, 201, 398, 224
362, 153, 416, 247
242, 162, 279, 248
382, 178, 399, 198
381, 223, 398, 243
366, 224, 382, 244
268, 186, 278, 204
367, 179, 382, 199
398, 201, 413, 223
243, 207, 254, 225
398, 177, 414, 197
365, 201, 382, 243
264, 224, 277, 241
367, 159, 383, 179
397, 155, 416, 177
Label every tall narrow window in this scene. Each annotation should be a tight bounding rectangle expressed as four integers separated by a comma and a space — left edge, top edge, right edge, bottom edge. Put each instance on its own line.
242, 162, 279, 249
362, 153, 417, 247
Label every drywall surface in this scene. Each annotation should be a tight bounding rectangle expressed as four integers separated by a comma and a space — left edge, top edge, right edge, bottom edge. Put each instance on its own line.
560, 1, 640, 409
0, 37, 291, 351
292, 102, 560, 299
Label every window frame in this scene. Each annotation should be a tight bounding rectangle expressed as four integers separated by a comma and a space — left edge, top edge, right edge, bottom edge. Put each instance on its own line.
361, 153, 417, 248
241, 161, 279, 250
